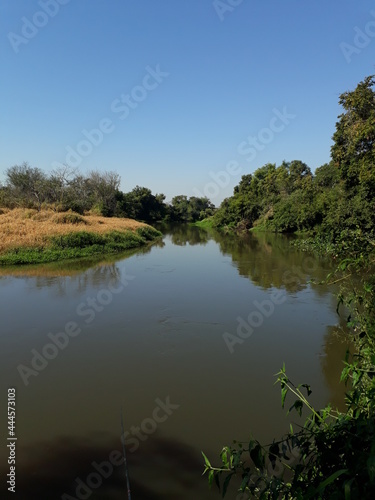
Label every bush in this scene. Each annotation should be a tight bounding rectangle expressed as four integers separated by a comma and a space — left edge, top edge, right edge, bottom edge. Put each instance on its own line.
53, 212, 87, 225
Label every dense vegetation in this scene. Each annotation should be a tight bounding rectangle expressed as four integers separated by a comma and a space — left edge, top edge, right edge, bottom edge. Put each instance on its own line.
203, 76, 375, 498
0, 166, 214, 223
211, 76, 375, 241
0, 227, 161, 266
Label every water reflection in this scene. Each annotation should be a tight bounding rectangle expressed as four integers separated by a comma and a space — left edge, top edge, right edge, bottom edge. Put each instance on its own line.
0, 238, 164, 279
320, 316, 354, 411
167, 224, 211, 246
0, 223, 351, 499
210, 231, 331, 293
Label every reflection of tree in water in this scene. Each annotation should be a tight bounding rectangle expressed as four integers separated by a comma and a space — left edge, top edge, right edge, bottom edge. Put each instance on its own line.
211, 230, 334, 293
0, 239, 164, 296
0, 434, 217, 500
320, 316, 354, 412
169, 224, 211, 247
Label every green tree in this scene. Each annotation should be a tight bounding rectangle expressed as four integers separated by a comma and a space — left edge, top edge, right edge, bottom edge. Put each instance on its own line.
331, 75, 375, 194
119, 186, 167, 222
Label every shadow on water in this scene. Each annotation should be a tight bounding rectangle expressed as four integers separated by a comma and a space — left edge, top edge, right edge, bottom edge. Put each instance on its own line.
0, 435, 217, 500
320, 315, 355, 412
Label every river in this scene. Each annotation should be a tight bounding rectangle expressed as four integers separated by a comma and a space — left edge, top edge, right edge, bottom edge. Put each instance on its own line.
0, 224, 350, 499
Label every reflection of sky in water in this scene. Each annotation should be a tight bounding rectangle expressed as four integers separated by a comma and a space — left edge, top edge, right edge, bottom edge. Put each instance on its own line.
0, 226, 347, 499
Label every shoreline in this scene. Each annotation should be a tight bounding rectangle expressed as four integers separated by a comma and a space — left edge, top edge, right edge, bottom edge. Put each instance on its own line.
0, 209, 161, 266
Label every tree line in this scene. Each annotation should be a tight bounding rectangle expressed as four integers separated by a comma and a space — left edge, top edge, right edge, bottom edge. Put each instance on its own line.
0, 165, 215, 223
212, 75, 375, 246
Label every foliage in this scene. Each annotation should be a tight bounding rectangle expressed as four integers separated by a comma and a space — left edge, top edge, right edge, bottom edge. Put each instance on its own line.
1, 163, 216, 224
203, 75, 375, 498
2, 164, 121, 216
211, 75, 375, 241
331, 75, 375, 195
169, 195, 215, 222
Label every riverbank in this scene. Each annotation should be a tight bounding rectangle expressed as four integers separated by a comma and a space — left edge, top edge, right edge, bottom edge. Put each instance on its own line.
0, 208, 161, 265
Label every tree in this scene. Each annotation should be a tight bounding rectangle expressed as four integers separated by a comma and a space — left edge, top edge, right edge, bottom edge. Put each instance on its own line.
5, 162, 47, 209
331, 75, 375, 194
87, 170, 120, 216
119, 186, 167, 222
313, 162, 340, 188
171, 195, 189, 221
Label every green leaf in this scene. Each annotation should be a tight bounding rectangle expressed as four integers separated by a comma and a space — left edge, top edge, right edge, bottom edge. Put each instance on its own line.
220, 447, 229, 467
201, 451, 211, 469
310, 469, 348, 496
240, 475, 250, 491
281, 386, 288, 408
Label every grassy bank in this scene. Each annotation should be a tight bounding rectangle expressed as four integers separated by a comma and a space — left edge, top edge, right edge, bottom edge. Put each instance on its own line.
193, 218, 214, 229
0, 209, 161, 265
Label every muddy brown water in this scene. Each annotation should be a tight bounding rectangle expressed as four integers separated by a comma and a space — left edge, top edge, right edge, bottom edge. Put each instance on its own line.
0, 224, 350, 499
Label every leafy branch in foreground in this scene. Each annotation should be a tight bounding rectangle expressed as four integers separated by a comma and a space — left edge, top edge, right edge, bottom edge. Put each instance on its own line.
203, 365, 374, 498
203, 239, 375, 499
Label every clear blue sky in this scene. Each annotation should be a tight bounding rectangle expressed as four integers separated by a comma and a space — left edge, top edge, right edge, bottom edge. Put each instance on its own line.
1, 0, 374, 204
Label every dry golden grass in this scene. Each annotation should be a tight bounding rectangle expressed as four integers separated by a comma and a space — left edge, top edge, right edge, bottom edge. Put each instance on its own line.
0, 208, 148, 253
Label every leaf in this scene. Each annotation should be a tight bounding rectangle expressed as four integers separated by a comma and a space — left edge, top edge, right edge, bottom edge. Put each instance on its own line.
301, 383, 312, 396
220, 447, 229, 467
344, 478, 353, 500
214, 472, 221, 490
310, 469, 348, 496
208, 470, 214, 488
281, 386, 288, 408
269, 442, 280, 470
250, 443, 265, 470
202, 451, 211, 469
222, 473, 233, 498
288, 400, 303, 416
248, 439, 255, 453
282, 442, 289, 459
240, 475, 250, 491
